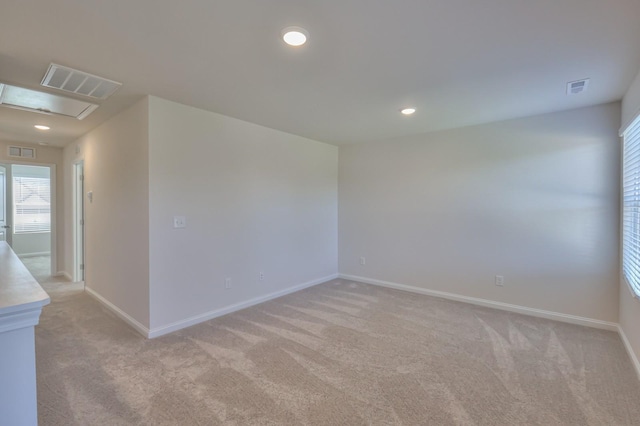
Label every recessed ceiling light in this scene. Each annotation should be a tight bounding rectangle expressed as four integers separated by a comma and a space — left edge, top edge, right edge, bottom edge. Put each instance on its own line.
282, 26, 308, 46
34, 125, 50, 130
400, 108, 416, 116
38, 142, 49, 146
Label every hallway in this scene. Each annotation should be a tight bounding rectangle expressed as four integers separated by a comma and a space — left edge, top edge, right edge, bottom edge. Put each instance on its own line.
21, 255, 69, 285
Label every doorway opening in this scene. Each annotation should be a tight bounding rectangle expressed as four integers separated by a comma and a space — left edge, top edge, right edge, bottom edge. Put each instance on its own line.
0, 163, 55, 279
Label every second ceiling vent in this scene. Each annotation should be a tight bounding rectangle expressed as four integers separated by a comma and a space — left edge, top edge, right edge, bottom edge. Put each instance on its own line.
566, 78, 590, 95
41, 63, 122, 100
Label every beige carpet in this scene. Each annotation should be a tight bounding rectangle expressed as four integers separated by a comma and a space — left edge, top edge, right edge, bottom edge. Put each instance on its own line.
20, 255, 55, 283
34, 277, 640, 425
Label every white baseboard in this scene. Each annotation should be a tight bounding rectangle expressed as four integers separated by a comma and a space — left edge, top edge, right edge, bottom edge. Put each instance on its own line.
17, 252, 51, 259
148, 274, 339, 339
618, 325, 640, 381
85, 287, 150, 338
338, 274, 619, 332
55, 271, 73, 281
80, 272, 640, 380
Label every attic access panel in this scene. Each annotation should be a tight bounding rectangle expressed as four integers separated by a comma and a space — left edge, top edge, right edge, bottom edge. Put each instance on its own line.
0, 83, 98, 119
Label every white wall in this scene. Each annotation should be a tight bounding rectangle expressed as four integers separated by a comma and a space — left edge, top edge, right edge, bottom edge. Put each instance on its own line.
620, 68, 640, 366
147, 97, 338, 331
13, 232, 50, 256
339, 103, 621, 322
0, 140, 63, 271
63, 98, 150, 328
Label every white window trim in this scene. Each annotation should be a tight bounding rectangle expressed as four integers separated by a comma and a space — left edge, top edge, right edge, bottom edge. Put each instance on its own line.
621, 111, 640, 300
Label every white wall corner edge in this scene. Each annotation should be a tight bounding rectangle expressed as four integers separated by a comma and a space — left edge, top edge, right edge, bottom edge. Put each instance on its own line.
85, 286, 150, 338
338, 274, 619, 331
147, 274, 339, 339
618, 324, 640, 381
55, 271, 73, 281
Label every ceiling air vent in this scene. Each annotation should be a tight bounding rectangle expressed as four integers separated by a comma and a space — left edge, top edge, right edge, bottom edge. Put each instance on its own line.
566, 79, 590, 95
41, 63, 121, 100
0, 83, 99, 120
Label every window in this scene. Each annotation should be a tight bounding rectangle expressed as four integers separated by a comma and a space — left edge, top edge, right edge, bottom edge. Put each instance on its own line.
623, 113, 640, 297
13, 175, 51, 233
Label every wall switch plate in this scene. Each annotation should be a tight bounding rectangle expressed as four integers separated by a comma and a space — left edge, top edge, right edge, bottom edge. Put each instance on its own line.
225, 278, 232, 289
495, 275, 504, 286
360, 257, 366, 265
173, 216, 186, 228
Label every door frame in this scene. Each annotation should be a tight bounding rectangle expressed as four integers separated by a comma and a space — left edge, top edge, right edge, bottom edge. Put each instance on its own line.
0, 164, 12, 246
73, 160, 84, 282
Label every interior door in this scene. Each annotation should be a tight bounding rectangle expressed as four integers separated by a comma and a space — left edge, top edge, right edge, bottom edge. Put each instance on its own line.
0, 164, 11, 245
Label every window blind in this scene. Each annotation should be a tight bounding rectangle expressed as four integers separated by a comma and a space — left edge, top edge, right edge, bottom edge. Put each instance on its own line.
623, 113, 640, 297
13, 176, 51, 233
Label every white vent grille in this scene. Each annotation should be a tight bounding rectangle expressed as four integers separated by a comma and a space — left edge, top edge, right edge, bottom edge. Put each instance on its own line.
8, 146, 36, 159
41, 64, 121, 100
0, 83, 98, 120
566, 79, 590, 95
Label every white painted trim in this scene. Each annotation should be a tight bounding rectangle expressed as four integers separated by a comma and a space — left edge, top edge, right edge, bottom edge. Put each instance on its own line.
72, 160, 84, 283
17, 251, 51, 259
618, 324, 640, 381
0, 306, 45, 333
55, 271, 73, 281
148, 274, 338, 339
50, 163, 57, 283
85, 287, 150, 337
339, 274, 619, 331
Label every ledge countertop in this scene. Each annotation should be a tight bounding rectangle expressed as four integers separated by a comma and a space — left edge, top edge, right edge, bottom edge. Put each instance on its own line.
0, 241, 50, 316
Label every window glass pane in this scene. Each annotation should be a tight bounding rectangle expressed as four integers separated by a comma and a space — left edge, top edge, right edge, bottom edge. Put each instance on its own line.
13, 175, 51, 233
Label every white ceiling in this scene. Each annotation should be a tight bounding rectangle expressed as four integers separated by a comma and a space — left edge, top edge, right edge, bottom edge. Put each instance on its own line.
1, 0, 639, 147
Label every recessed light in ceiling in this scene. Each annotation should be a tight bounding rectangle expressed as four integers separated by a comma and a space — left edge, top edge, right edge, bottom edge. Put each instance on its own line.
282, 27, 308, 46
400, 108, 416, 116
38, 142, 49, 146
34, 125, 50, 130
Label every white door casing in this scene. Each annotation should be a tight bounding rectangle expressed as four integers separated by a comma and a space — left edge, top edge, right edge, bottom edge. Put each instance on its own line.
0, 165, 12, 245
73, 161, 85, 281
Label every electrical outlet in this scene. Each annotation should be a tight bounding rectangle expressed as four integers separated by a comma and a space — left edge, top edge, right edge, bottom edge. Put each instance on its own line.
259, 272, 264, 281
225, 277, 232, 289
360, 257, 366, 265
173, 216, 186, 228
495, 275, 504, 287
